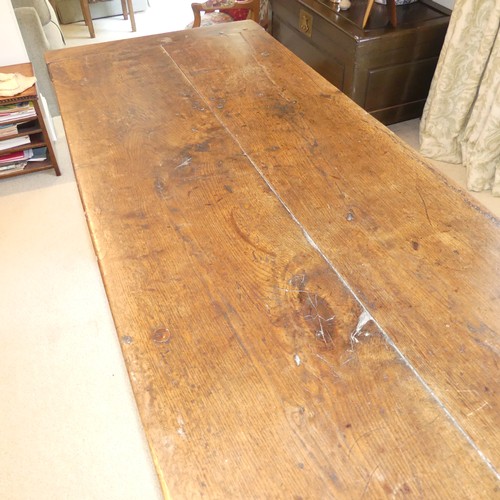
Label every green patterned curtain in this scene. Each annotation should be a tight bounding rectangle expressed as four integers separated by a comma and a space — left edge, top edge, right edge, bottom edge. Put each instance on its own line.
419, 0, 500, 196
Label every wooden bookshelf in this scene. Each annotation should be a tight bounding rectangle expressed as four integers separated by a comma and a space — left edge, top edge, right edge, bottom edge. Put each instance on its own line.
0, 63, 60, 179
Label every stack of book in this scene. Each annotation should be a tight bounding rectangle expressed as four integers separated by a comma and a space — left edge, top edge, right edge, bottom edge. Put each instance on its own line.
0, 149, 32, 173
0, 122, 20, 137
0, 133, 30, 150
0, 101, 36, 123
0, 101, 38, 173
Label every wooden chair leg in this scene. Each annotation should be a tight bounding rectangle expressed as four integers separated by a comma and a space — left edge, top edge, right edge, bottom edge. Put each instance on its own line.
121, 0, 128, 20
362, 0, 375, 29
79, 0, 95, 38
387, 0, 397, 27
363, 0, 397, 29
126, 0, 136, 31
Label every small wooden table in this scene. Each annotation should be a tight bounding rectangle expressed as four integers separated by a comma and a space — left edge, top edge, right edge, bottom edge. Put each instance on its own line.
46, 21, 499, 498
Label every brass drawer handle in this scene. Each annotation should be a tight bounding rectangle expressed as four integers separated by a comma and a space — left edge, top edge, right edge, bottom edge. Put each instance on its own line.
299, 9, 313, 37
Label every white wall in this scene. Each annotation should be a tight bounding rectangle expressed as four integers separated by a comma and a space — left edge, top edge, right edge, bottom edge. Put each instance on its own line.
0, 0, 29, 66
435, 0, 455, 9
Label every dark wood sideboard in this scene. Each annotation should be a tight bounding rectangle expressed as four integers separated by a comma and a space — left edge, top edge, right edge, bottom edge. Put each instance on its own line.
270, 0, 451, 124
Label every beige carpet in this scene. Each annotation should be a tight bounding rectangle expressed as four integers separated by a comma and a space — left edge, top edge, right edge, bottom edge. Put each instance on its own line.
0, 117, 162, 499
1, 2, 499, 499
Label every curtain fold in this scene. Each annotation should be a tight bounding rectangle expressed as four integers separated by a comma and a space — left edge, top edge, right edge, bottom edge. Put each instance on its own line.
420, 0, 500, 196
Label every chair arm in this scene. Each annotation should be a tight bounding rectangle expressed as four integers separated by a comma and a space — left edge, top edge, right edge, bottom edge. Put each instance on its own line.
12, 0, 65, 47
12, 0, 51, 24
191, 3, 203, 28
14, 7, 60, 115
194, 0, 236, 9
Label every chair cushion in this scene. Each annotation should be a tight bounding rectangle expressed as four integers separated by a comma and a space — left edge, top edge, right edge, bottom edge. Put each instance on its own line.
198, 11, 235, 26
220, 8, 249, 21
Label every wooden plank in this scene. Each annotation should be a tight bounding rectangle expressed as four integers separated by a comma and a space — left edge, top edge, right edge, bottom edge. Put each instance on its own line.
46, 22, 499, 498
161, 23, 500, 470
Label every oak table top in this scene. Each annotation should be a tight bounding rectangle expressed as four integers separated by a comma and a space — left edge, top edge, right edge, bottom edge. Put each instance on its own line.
46, 21, 499, 498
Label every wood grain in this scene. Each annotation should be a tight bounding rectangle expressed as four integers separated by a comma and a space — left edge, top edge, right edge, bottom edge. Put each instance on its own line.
47, 22, 499, 498
164, 24, 500, 469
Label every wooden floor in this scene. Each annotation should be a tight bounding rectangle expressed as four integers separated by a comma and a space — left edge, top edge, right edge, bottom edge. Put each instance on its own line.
47, 21, 499, 498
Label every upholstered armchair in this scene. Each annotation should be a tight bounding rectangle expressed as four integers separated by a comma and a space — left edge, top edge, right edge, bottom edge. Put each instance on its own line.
11, 0, 65, 115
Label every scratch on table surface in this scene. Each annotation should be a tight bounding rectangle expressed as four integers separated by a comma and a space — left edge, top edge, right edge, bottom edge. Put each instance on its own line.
396, 414, 440, 452
177, 415, 187, 438
309, 138, 319, 154
350, 310, 372, 349
315, 353, 340, 378
154, 177, 168, 198
303, 292, 335, 344
467, 401, 490, 417
175, 156, 192, 169
361, 464, 380, 499
445, 388, 480, 396
213, 300, 250, 356
348, 426, 386, 457
416, 185, 433, 227
279, 276, 335, 344
294, 353, 301, 366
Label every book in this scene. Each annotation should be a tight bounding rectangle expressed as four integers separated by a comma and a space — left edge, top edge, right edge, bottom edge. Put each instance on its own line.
0, 123, 18, 137
0, 148, 33, 164
0, 101, 36, 123
28, 146, 47, 162
0, 161, 27, 173
0, 134, 30, 151
0, 101, 32, 114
